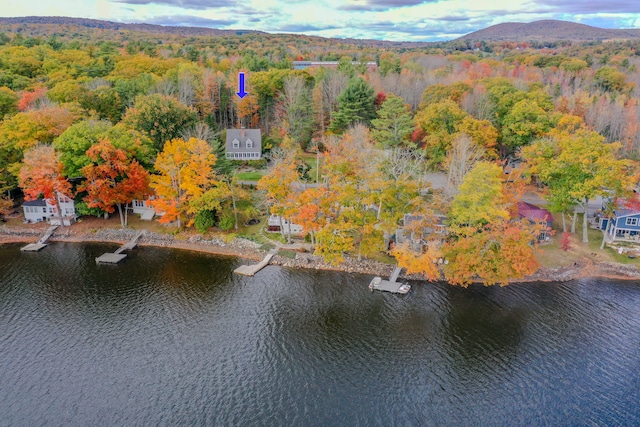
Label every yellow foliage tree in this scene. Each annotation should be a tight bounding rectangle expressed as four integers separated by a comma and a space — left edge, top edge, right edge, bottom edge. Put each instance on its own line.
150, 137, 217, 228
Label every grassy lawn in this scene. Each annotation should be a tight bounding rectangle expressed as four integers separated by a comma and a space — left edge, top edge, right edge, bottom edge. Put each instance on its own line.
235, 171, 264, 181
300, 152, 322, 183
535, 212, 640, 268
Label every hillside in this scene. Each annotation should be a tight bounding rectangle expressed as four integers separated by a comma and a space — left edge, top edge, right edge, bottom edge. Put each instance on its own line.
459, 19, 640, 42
0, 16, 432, 49
0, 16, 262, 37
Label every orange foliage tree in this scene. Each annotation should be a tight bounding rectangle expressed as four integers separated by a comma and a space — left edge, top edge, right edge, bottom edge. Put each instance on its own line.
79, 139, 151, 227
443, 220, 541, 287
18, 145, 71, 227
390, 242, 441, 281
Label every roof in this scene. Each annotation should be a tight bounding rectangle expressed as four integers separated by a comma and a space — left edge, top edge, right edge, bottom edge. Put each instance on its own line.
22, 199, 46, 207
614, 208, 640, 218
517, 202, 553, 223
226, 128, 261, 152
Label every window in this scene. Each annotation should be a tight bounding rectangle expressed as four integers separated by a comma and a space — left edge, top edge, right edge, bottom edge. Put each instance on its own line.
246, 138, 253, 149
42, 207, 47, 213
626, 217, 638, 226
232, 139, 239, 149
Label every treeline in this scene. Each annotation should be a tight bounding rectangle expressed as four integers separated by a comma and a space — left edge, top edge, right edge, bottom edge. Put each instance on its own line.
1, 27, 640, 285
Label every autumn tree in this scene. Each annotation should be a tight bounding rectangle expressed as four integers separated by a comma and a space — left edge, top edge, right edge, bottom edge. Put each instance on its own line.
444, 133, 485, 198
442, 220, 541, 287
53, 120, 155, 178
523, 124, 635, 243
150, 137, 218, 228
257, 149, 299, 241
391, 242, 441, 280
448, 161, 508, 235
0, 87, 19, 118
18, 145, 71, 227
123, 94, 198, 151
79, 139, 151, 227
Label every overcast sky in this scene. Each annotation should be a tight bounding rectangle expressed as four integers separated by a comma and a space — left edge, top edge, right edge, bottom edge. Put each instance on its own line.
3, 0, 640, 42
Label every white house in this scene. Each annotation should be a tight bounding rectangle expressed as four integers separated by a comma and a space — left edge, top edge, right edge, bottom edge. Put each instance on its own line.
22, 194, 76, 226
225, 128, 262, 160
130, 199, 156, 220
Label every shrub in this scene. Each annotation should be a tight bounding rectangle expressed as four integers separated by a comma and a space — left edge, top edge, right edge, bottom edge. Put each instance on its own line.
194, 210, 216, 234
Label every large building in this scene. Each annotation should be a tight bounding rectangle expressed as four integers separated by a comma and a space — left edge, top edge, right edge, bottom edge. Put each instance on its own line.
292, 61, 378, 71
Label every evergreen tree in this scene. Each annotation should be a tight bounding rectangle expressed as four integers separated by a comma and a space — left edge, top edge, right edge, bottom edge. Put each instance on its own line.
371, 95, 414, 148
329, 78, 376, 134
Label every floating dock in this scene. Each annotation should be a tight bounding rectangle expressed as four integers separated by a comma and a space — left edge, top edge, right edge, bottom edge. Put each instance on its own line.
369, 266, 410, 294
21, 225, 58, 252
96, 230, 145, 264
20, 243, 48, 252
234, 250, 276, 276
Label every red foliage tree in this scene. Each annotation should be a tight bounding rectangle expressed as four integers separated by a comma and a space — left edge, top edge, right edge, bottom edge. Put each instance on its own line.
79, 139, 151, 227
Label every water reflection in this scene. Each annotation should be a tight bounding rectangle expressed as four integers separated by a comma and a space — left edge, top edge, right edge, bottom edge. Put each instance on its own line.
0, 243, 639, 426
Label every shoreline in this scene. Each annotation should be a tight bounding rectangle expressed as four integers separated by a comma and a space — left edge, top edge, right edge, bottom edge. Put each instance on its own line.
2, 224, 640, 284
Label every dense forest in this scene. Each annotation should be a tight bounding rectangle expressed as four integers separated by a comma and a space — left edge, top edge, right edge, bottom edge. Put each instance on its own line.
1, 19, 640, 285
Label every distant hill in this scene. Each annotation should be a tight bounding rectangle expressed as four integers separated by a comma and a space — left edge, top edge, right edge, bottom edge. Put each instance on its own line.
0, 16, 262, 37
0, 16, 432, 49
459, 20, 640, 42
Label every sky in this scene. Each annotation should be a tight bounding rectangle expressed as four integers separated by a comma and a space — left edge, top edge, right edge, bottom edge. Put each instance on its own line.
3, 0, 640, 42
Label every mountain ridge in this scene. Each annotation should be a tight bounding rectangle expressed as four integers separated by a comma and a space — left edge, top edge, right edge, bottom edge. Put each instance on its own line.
458, 19, 640, 42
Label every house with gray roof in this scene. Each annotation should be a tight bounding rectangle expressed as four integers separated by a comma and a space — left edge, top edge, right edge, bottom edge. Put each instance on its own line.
226, 128, 262, 160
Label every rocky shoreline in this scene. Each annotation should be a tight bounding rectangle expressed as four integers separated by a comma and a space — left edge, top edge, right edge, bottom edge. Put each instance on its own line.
2, 224, 640, 283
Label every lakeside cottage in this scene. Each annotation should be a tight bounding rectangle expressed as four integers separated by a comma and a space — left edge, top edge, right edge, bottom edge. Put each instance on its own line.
395, 213, 447, 250
130, 199, 156, 220
603, 208, 640, 241
226, 128, 262, 160
267, 215, 303, 235
517, 202, 553, 241
22, 193, 76, 226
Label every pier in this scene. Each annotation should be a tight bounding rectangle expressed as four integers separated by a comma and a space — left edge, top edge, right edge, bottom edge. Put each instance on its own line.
234, 249, 277, 276
21, 225, 59, 252
96, 230, 145, 264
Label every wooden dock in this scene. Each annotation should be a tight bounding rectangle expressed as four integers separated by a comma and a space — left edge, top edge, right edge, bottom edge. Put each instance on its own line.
21, 225, 59, 252
96, 230, 145, 264
234, 250, 276, 276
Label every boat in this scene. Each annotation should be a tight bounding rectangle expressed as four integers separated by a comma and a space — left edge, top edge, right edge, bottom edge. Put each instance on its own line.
369, 276, 411, 294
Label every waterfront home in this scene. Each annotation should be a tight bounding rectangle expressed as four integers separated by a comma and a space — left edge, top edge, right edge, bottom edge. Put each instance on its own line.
517, 202, 553, 241
604, 208, 640, 241
226, 128, 262, 160
267, 215, 303, 235
22, 193, 76, 226
130, 199, 156, 220
395, 213, 447, 250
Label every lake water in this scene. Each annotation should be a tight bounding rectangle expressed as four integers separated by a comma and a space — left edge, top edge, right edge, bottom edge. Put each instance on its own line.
1, 242, 639, 426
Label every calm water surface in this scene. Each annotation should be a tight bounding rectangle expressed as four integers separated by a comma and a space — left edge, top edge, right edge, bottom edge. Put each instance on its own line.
1, 242, 639, 426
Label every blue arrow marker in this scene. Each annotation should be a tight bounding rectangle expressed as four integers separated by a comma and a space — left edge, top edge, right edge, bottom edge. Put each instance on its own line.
236, 72, 247, 99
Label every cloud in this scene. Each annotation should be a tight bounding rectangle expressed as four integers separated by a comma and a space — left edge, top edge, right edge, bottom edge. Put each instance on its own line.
339, 0, 438, 12
533, 0, 640, 14
126, 14, 238, 27
110, 0, 233, 10
275, 23, 341, 33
